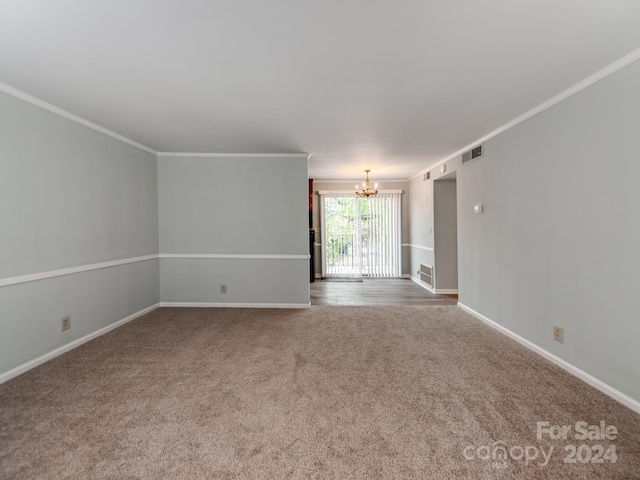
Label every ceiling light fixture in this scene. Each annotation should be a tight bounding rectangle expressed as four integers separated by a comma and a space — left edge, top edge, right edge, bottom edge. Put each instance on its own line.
355, 170, 378, 197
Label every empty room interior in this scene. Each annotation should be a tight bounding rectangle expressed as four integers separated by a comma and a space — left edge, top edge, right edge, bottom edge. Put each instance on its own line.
2, 2, 640, 478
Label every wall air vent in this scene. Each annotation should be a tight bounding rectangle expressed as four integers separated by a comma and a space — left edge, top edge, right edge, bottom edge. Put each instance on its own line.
423, 171, 430, 181
419, 264, 433, 287
462, 144, 483, 164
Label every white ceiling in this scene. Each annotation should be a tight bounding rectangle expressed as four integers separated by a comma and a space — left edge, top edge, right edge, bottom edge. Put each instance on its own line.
2, 1, 640, 180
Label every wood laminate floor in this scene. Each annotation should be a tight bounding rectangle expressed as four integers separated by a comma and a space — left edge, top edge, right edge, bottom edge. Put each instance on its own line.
310, 278, 458, 306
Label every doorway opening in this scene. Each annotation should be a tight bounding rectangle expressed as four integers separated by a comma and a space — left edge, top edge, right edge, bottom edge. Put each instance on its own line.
320, 194, 401, 278
433, 172, 458, 293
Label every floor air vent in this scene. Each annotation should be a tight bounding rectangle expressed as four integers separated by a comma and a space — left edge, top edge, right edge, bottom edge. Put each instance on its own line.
462, 144, 483, 164
420, 264, 433, 287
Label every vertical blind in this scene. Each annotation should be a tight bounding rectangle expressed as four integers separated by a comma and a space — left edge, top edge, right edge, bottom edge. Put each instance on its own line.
321, 192, 401, 278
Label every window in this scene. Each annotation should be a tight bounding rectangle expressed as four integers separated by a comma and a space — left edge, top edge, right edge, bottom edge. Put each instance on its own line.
320, 193, 401, 277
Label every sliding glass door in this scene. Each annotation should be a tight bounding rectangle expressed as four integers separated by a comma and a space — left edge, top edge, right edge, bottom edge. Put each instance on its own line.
321, 193, 401, 278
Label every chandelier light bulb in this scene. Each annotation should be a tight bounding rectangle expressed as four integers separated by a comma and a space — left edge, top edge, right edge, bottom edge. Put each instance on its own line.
355, 170, 379, 197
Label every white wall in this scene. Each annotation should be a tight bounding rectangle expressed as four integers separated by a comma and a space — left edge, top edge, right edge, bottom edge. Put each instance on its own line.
0, 91, 159, 377
454, 59, 640, 403
3, 50, 639, 408
158, 155, 309, 306
406, 158, 461, 286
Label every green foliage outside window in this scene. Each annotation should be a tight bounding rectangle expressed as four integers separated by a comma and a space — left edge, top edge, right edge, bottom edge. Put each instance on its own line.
324, 197, 371, 268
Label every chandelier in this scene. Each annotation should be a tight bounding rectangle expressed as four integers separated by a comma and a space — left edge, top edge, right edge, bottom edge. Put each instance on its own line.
355, 170, 378, 197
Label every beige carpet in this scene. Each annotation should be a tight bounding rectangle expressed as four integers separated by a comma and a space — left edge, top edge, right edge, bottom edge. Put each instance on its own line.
1, 306, 639, 479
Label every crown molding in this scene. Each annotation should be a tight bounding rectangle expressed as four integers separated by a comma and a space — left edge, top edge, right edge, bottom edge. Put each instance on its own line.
0, 82, 156, 155
157, 152, 309, 159
409, 45, 640, 180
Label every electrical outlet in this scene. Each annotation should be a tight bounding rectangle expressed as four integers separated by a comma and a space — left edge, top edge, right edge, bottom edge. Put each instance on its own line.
220, 284, 227, 294
553, 325, 563, 343
61, 316, 71, 331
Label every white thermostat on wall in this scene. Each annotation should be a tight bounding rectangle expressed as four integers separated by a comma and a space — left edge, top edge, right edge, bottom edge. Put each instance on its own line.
474, 204, 483, 214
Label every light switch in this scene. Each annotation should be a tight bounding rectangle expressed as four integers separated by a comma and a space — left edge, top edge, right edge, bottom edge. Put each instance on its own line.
474, 204, 483, 214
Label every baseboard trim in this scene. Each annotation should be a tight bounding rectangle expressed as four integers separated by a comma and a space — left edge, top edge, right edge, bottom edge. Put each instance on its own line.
457, 302, 640, 415
160, 302, 311, 309
407, 274, 435, 293
0, 303, 160, 385
435, 289, 458, 294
